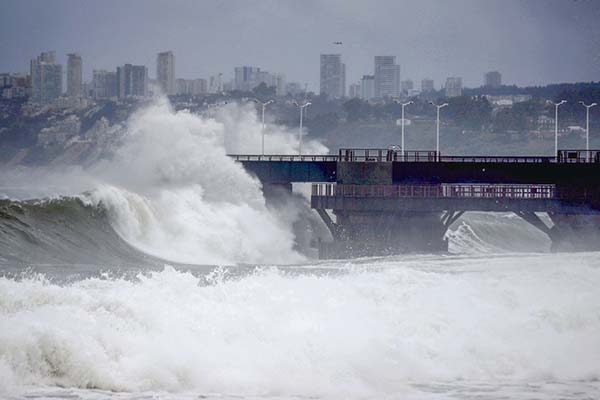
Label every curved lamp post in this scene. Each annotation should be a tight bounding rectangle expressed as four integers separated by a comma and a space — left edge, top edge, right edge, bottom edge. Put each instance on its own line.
253, 99, 274, 155
292, 101, 311, 155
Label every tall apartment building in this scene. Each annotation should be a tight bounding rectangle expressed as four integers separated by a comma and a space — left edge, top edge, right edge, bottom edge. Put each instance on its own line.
117, 64, 148, 99
234, 66, 260, 91
66, 53, 82, 98
157, 51, 175, 95
445, 77, 463, 98
320, 54, 345, 98
360, 75, 375, 100
374, 56, 400, 98
92, 70, 117, 99
30, 51, 63, 104
421, 79, 434, 93
484, 71, 502, 88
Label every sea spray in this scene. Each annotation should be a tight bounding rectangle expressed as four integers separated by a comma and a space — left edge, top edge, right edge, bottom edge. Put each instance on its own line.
0, 97, 329, 265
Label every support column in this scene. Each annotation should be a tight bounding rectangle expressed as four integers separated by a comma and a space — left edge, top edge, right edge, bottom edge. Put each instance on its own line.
317, 210, 454, 259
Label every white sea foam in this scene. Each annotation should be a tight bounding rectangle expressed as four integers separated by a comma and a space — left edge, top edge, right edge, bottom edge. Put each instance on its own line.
1, 253, 599, 397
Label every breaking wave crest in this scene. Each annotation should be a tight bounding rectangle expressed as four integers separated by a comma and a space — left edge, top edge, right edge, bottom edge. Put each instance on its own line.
1, 256, 600, 396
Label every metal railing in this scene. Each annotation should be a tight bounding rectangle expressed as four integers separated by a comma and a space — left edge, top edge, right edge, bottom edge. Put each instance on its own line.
557, 150, 600, 163
230, 154, 339, 162
312, 183, 557, 199
230, 149, 600, 164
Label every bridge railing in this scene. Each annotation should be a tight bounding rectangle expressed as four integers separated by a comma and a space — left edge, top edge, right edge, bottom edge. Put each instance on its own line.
231, 149, 600, 163
312, 183, 557, 199
230, 154, 339, 162
557, 150, 600, 163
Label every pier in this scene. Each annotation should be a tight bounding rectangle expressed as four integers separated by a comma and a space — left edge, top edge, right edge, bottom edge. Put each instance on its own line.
233, 149, 600, 258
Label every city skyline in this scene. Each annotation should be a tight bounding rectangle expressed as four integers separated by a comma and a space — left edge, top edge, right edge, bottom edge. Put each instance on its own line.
1, 0, 599, 91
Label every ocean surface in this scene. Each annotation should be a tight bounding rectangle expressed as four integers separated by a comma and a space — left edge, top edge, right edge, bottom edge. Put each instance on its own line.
1, 100, 599, 399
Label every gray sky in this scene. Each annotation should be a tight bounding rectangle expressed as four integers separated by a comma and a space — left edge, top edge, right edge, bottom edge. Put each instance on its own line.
1, 0, 599, 90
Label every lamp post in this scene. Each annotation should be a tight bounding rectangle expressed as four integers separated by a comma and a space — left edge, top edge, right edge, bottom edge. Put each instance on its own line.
548, 100, 567, 159
292, 101, 311, 155
253, 99, 274, 155
393, 99, 414, 160
579, 101, 597, 155
430, 101, 448, 161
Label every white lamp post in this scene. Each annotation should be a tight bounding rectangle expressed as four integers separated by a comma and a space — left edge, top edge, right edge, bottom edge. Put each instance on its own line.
292, 101, 311, 155
548, 100, 567, 159
393, 99, 414, 160
579, 101, 597, 155
253, 99, 274, 155
430, 101, 448, 161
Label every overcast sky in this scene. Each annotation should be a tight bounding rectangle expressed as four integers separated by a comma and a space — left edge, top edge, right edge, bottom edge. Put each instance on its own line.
1, 0, 599, 90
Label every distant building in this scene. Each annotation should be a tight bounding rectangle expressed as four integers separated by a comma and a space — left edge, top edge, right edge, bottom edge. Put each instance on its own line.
92, 70, 117, 99
401, 79, 413, 94
445, 77, 462, 98
157, 51, 175, 95
66, 53, 82, 98
117, 64, 148, 99
374, 56, 400, 98
421, 79, 434, 93
0, 73, 30, 99
30, 51, 63, 104
349, 83, 361, 98
320, 54, 345, 98
361, 75, 375, 100
234, 66, 260, 91
275, 73, 286, 96
208, 74, 223, 94
484, 71, 502, 88
176, 78, 207, 96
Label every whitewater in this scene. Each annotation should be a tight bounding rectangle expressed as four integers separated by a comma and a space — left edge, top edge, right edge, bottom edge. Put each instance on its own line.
1, 98, 599, 399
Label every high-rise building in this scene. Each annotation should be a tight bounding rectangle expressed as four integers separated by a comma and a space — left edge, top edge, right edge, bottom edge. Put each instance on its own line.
117, 64, 148, 99
484, 71, 502, 88
374, 56, 400, 98
157, 51, 175, 95
30, 51, 62, 104
421, 79, 434, 93
445, 77, 463, 98
360, 75, 375, 100
234, 66, 261, 91
92, 70, 117, 99
320, 54, 345, 99
209, 74, 223, 94
275, 73, 286, 97
66, 53, 82, 98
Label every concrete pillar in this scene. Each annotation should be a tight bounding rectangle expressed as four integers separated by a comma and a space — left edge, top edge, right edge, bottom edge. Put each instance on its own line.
320, 211, 448, 258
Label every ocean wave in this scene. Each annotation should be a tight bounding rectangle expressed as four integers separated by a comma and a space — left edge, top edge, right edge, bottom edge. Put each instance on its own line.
1, 255, 599, 396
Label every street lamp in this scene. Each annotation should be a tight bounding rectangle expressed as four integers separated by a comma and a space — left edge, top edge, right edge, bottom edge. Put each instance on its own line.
579, 101, 597, 155
547, 100, 567, 159
292, 100, 312, 155
253, 99, 274, 155
430, 101, 448, 160
393, 99, 413, 160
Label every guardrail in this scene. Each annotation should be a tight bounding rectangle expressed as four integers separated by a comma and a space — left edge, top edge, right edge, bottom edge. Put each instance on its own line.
312, 183, 557, 199
230, 149, 600, 164
230, 154, 339, 162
